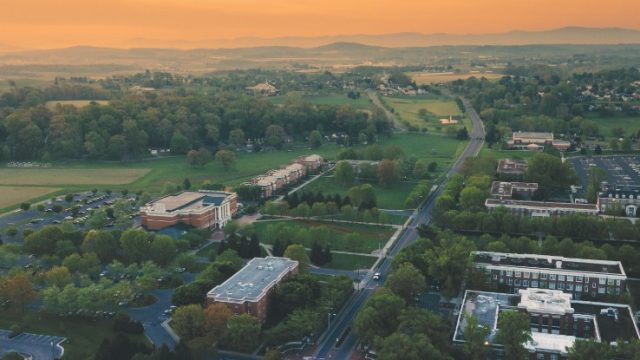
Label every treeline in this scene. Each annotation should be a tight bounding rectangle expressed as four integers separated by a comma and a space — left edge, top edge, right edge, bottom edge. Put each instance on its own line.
0, 89, 392, 161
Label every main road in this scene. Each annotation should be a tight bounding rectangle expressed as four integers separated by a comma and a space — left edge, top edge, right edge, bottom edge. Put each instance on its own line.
313, 98, 485, 360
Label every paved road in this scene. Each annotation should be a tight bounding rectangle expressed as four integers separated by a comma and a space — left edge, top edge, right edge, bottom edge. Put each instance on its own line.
0, 329, 65, 360
313, 97, 485, 359
366, 90, 405, 131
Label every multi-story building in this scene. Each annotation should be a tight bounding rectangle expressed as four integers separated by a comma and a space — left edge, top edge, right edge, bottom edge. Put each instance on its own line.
597, 189, 640, 217
474, 251, 627, 299
245, 154, 324, 199
296, 154, 324, 172
207, 257, 299, 322
497, 158, 528, 179
140, 191, 237, 230
490, 181, 539, 200
485, 198, 599, 217
454, 288, 640, 359
507, 131, 571, 151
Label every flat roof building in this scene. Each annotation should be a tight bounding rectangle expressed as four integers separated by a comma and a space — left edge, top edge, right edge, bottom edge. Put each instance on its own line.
485, 198, 599, 217
507, 131, 571, 151
497, 158, 528, 178
140, 191, 237, 230
598, 190, 640, 217
490, 181, 539, 200
474, 251, 627, 299
207, 257, 299, 322
453, 288, 640, 359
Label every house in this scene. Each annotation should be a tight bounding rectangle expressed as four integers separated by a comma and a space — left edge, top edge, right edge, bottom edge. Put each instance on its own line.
140, 191, 237, 230
246, 82, 279, 96
507, 132, 571, 151
439, 115, 459, 125
207, 257, 299, 322
296, 154, 324, 172
453, 288, 640, 359
473, 251, 627, 298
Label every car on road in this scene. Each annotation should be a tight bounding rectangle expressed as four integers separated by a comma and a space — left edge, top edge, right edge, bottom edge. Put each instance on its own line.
373, 272, 381, 280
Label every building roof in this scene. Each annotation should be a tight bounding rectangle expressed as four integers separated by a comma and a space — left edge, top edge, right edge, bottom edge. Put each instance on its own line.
303, 154, 323, 162
473, 251, 626, 276
207, 257, 298, 303
497, 158, 527, 174
490, 181, 538, 198
525, 332, 575, 355
512, 131, 554, 141
142, 191, 234, 214
517, 289, 573, 315
485, 198, 599, 212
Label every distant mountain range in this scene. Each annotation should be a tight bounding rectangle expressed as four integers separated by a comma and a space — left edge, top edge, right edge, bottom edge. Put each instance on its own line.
123, 27, 640, 49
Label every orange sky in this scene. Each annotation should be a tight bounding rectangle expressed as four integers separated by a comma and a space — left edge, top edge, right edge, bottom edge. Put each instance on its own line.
2, 0, 639, 49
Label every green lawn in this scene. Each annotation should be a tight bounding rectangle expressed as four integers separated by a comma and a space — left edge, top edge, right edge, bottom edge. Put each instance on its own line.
383, 96, 468, 132
311, 251, 378, 271
586, 115, 640, 139
252, 219, 394, 254
301, 175, 416, 209
479, 147, 537, 160
269, 92, 373, 109
0, 311, 148, 360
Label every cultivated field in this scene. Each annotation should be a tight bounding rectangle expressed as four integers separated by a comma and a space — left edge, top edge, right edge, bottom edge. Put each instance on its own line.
0, 168, 150, 186
0, 186, 60, 208
45, 100, 109, 110
408, 71, 504, 84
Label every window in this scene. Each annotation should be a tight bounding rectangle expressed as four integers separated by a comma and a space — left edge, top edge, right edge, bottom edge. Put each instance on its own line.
566, 284, 573, 291
515, 271, 522, 278
551, 354, 559, 360
537, 354, 545, 360
493, 274, 498, 280
557, 283, 563, 290
515, 279, 521, 286
550, 274, 557, 280
549, 283, 556, 289
599, 278, 606, 285
567, 275, 574, 282
523, 272, 530, 279
508, 278, 513, 285
576, 285, 583, 292
598, 287, 606, 294
540, 273, 548, 280
576, 276, 583, 282
532, 272, 539, 279
532, 281, 539, 288
558, 275, 565, 282
506, 271, 513, 276
592, 283, 597, 289
523, 280, 529, 287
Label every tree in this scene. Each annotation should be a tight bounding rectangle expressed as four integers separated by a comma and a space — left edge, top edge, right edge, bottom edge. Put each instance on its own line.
228, 129, 246, 147
386, 262, 426, 303
621, 137, 632, 152
44, 266, 72, 288
354, 288, 405, 344
376, 332, 447, 360
263, 349, 282, 360
221, 314, 261, 352
456, 126, 469, 140
0, 274, 37, 313
459, 186, 487, 211
183, 178, 191, 191
283, 244, 310, 273
120, 229, 150, 264
215, 150, 236, 171
20, 202, 30, 211
170, 131, 191, 154
203, 303, 233, 339
265, 125, 287, 149
425, 236, 473, 299
150, 235, 177, 267
462, 315, 490, 360
335, 161, 355, 187
186, 148, 213, 167
309, 130, 323, 148
95, 333, 149, 360
524, 153, 577, 199
87, 209, 109, 230
310, 241, 325, 266
24, 226, 64, 256
172, 304, 206, 341
347, 184, 377, 209
567, 339, 612, 360
610, 138, 620, 151
377, 159, 399, 188
495, 311, 531, 360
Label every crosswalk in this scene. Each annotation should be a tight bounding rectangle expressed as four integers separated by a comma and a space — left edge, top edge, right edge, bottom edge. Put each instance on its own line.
8, 332, 65, 346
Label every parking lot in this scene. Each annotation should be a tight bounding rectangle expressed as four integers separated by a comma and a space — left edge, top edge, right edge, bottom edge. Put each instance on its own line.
0, 329, 65, 360
569, 155, 640, 193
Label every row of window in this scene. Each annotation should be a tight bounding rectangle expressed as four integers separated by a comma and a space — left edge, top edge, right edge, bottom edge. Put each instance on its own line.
497, 277, 621, 294
497, 270, 622, 286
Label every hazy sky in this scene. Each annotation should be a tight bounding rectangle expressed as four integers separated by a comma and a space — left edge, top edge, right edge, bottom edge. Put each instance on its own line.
2, 0, 639, 48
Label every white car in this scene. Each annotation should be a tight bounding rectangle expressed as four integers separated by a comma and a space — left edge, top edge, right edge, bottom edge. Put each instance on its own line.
373, 272, 381, 280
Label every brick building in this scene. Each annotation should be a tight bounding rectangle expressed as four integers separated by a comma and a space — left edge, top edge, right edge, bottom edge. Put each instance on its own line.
246, 154, 324, 199
497, 158, 528, 179
490, 181, 539, 200
453, 288, 640, 359
507, 131, 571, 151
206, 257, 299, 322
474, 251, 627, 299
140, 191, 237, 230
485, 198, 599, 217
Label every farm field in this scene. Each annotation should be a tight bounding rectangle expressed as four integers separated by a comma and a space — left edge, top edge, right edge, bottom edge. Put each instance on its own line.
252, 219, 395, 254
408, 71, 504, 85
0, 186, 60, 208
301, 175, 416, 209
269, 92, 373, 109
45, 100, 109, 110
383, 96, 468, 132
0, 168, 150, 186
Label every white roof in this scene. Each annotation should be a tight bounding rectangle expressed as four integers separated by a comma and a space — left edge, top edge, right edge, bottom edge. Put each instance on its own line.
525, 332, 575, 355
517, 289, 573, 315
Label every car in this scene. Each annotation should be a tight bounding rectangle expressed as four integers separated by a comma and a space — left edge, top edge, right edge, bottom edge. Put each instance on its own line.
52, 220, 61, 224
373, 272, 381, 280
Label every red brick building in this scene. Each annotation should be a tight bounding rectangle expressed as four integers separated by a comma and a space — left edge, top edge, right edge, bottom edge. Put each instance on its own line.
206, 257, 299, 322
140, 191, 237, 230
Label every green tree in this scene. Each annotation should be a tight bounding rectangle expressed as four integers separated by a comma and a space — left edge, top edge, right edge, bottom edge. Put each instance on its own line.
377, 159, 400, 188
120, 229, 150, 264
82, 230, 119, 263
283, 244, 310, 273
150, 235, 177, 267
567, 339, 612, 360
376, 332, 447, 360
354, 288, 405, 344
459, 186, 487, 211
335, 161, 355, 187
222, 314, 261, 352
386, 262, 426, 303
170, 131, 191, 154
171, 304, 205, 341
309, 130, 323, 148
524, 153, 577, 199
462, 315, 490, 360
87, 209, 109, 230
425, 236, 474, 299
495, 311, 531, 360
0, 274, 37, 313
215, 150, 236, 171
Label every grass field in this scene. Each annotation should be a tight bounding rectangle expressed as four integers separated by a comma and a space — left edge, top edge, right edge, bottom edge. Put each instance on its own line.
0, 310, 148, 360
479, 147, 537, 160
301, 175, 416, 209
270, 92, 373, 109
253, 219, 394, 254
312, 251, 377, 270
408, 71, 504, 85
44, 100, 109, 110
586, 116, 640, 138
384, 96, 467, 132
0, 186, 60, 208
0, 168, 150, 186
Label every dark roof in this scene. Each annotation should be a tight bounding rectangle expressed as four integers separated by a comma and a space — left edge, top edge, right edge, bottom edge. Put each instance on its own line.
474, 252, 624, 275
